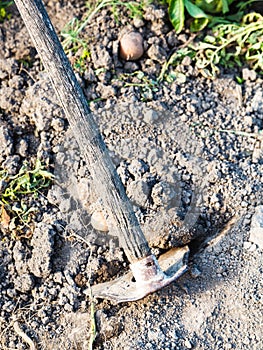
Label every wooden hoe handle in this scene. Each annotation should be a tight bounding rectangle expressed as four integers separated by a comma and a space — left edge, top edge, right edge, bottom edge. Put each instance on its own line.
14, 0, 151, 262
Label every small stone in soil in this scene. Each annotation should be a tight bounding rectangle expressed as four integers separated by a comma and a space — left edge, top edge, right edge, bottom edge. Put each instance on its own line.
14, 273, 35, 293
28, 223, 55, 278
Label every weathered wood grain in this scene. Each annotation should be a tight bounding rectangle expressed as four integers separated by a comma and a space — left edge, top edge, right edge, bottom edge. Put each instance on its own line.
14, 0, 151, 262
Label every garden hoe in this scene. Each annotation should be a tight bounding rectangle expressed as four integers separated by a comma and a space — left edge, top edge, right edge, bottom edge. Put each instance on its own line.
14, 0, 189, 303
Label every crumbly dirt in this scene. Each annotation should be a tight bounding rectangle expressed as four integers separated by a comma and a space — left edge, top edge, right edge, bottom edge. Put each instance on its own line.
0, 1, 262, 349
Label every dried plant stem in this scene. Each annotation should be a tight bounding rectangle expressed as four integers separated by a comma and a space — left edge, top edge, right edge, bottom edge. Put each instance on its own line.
13, 321, 37, 350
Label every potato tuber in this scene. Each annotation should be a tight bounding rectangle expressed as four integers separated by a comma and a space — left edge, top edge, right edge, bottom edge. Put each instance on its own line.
119, 31, 144, 61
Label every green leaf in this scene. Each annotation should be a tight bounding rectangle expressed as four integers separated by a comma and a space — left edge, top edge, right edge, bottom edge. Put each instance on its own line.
208, 11, 244, 27
236, 0, 256, 11
195, 0, 223, 14
190, 17, 210, 32
204, 35, 216, 43
38, 170, 55, 179
251, 42, 262, 50
137, 71, 145, 79
0, 8, 6, 19
222, 0, 229, 13
185, 0, 210, 18
34, 159, 42, 172
191, 41, 217, 50
236, 76, 244, 84
168, 0, 185, 33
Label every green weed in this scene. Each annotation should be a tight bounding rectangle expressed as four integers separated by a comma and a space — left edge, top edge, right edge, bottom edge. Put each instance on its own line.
159, 12, 263, 79
0, 0, 13, 22
61, 0, 151, 66
192, 12, 263, 77
0, 159, 54, 239
117, 70, 159, 100
74, 47, 92, 72
166, 0, 259, 33
61, 17, 89, 53
61, 0, 150, 49
158, 46, 195, 82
